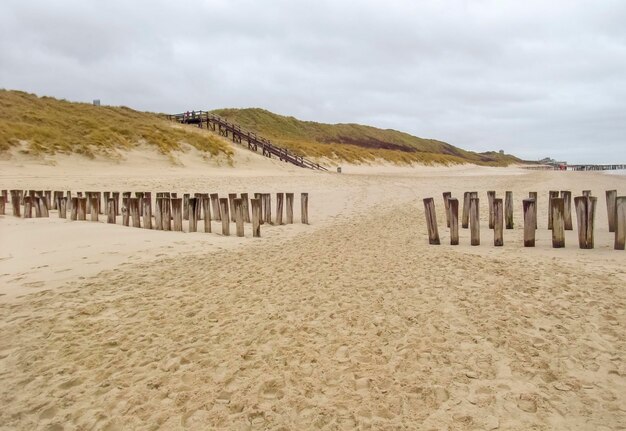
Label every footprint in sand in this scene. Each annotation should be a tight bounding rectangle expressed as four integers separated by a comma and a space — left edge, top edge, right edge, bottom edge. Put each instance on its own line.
259, 380, 285, 400
517, 393, 538, 413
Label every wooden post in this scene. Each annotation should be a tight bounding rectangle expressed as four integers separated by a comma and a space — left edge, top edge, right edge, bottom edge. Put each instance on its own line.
59, 197, 67, 219
574, 196, 597, 249
251, 198, 261, 237
77, 198, 87, 221
529, 192, 538, 228
219, 198, 230, 235
462, 192, 470, 229
112, 192, 120, 216
301, 193, 309, 224
276, 193, 284, 225
443, 192, 452, 228
51, 191, 59, 210
228, 193, 237, 222
606, 190, 617, 233
32, 196, 41, 217
90, 197, 99, 222
196, 193, 206, 221
234, 198, 244, 237
1, 189, 7, 205
263, 193, 272, 224
162, 198, 171, 231
23, 196, 33, 218
129, 198, 140, 227
615, 196, 626, 250
551, 197, 565, 248
494, 198, 503, 246
122, 196, 130, 226
582, 190, 592, 197
241, 193, 250, 223
188, 198, 198, 232
255, 193, 264, 224
449, 198, 459, 245
135, 192, 144, 216
470, 197, 480, 246
202, 196, 211, 233
286, 193, 294, 224
523, 199, 536, 247
504, 191, 513, 229
155, 198, 163, 230
423, 198, 440, 245
548, 191, 559, 229
561, 191, 573, 230
210, 193, 220, 221
143, 197, 152, 229
171, 192, 177, 199
487, 190, 496, 229
10, 190, 21, 217
183, 193, 190, 220
103, 192, 110, 214
107, 199, 116, 224
171, 198, 182, 231
44, 191, 52, 211
70, 197, 78, 220
0, 196, 4, 215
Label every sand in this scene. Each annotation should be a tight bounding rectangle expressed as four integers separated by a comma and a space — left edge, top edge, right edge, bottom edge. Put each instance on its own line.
0, 147, 625, 430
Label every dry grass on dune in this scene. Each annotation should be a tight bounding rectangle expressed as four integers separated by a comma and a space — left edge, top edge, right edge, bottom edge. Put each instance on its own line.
0, 90, 233, 159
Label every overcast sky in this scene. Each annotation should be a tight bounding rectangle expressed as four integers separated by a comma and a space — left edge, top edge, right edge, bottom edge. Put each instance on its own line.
1, 0, 625, 163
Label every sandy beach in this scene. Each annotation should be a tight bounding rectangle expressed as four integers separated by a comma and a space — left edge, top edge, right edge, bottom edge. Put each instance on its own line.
0, 149, 625, 430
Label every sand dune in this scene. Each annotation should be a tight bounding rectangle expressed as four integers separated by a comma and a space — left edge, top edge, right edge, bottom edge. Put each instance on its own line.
0, 152, 624, 430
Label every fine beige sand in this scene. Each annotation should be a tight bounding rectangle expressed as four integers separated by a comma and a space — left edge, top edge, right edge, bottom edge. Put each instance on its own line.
0, 148, 625, 430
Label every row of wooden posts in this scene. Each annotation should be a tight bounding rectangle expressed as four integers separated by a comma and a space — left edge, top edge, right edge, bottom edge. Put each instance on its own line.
423, 189, 626, 250
1, 190, 310, 237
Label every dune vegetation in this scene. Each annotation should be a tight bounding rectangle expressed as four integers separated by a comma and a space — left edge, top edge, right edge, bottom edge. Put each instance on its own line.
212, 108, 523, 166
0, 90, 233, 159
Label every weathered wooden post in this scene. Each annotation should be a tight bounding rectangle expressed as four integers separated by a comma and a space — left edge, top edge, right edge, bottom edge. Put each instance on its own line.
462, 192, 470, 229
70, 197, 78, 220
135, 192, 144, 216
443, 192, 452, 228
505, 191, 513, 229
487, 190, 496, 229
494, 198, 503, 246
210, 193, 220, 221
90, 197, 99, 222
1, 189, 7, 205
183, 193, 190, 220
143, 196, 152, 229
251, 198, 261, 237
241, 193, 250, 223
23, 196, 33, 218
196, 193, 206, 221
107, 198, 116, 224
615, 196, 626, 250
574, 196, 597, 249
301, 193, 309, 224
188, 197, 198, 232
154, 197, 163, 230
112, 192, 120, 216
0, 197, 4, 215
606, 190, 617, 233
561, 191, 573, 230
202, 196, 211, 233
103, 192, 110, 213
423, 198, 440, 245
582, 190, 592, 197
528, 192, 538, 228
33, 196, 42, 218
219, 198, 230, 235
44, 191, 52, 211
523, 198, 536, 247
548, 191, 559, 229
551, 197, 565, 248
171, 198, 182, 231
162, 198, 171, 231
255, 193, 264, 224
264, 193, 273, 224
470, 196, 480, 246
51, 191, 59, 210
449, 198, 459, 245
276, 193, 284, 225
234, 198, 244, 237
122, 197, 130, 226
129, 198, 140, 227
59, 197, 67, 219
41, 195, 50, 217
228, 193, 237, 222
10, 190, 21, 217
77, 198, 87, 221
286, 193, 294, 224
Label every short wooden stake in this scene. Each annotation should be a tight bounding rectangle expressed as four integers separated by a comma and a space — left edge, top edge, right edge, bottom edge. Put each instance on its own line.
51, 191, 59, 210
301, 193, 309, 224
202, 196, 211, 233
494, 198, 503, 246
443, 192, 452, 228
162, 198, 171, 231
423, 198, 440, 245
551, 197, 565, 248
548, 191, 559, 229
103, 192, 110, 213
606, 190, 617, 233
234, 198, 244, 237
255, 193, 264, 224
286, 193, 294, 224
77, 198, 87, 221
155, 197, 163, 230
470, 197, 480, 246
70, 197, 78, 220
229, 193, 237, 222
112, 192, 120, 215
10, 190, 21, 217
1, 196, 7, 215
135, 192, 144, 216
449, 198, 459, 245
615, 196, 626, 250
264, 193, 272, 224
23, 196, 33, 218
129, 198, 140, 227
251, 198, 261, 237
241, 193, 250, 223
487, 190, 496, 229
219, 198, 230, 235
276, 193, 284, 225
574, 196, 597, 249
143, 197, 152, 229
183, 193, 190, 220
462, 192, 470, 229
44, 191, 52, 211
59, 197, 67, 219
122, 197, 130, 226
107, 199, 116, 223
505, 191, 513, 229
90, 197, 99, 222
171, 198, 182, 231
523, 198, 536, 247
529, 192, 538, 228
561, 191, 573, 230
188, 198, 198, 232
210, 193, 220, 221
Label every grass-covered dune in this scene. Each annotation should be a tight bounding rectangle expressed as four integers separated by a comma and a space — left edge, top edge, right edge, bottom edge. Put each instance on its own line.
0, 90, 232, 159
212, 108, 523, 166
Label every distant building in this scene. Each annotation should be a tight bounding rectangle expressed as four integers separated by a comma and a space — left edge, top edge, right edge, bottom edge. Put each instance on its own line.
93, 99, 101, 106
